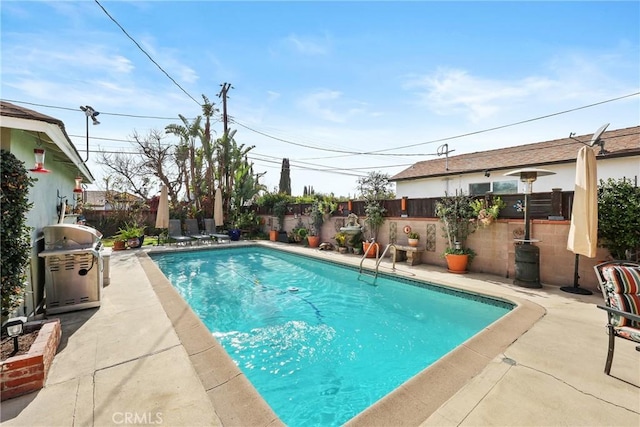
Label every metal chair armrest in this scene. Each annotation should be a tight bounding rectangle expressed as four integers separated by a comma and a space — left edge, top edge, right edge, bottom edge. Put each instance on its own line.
597, 304, 640, 324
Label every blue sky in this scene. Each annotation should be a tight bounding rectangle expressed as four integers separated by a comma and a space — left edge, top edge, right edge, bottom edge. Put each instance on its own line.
2, 1, 639, 197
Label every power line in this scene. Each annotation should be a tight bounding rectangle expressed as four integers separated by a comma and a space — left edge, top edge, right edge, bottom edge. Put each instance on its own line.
232, 91, 640, 157
93, 0, 201, 107
2, 99, 191, 121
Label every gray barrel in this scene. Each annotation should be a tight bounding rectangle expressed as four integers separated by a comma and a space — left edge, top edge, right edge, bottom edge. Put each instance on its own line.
514, 244, 541, 288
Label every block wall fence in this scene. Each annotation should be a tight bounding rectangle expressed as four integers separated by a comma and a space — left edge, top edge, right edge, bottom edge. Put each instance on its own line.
266, 215, 610, 292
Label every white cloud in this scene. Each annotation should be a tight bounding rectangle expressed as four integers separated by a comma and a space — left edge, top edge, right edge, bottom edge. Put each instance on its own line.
297, 89, 346, 123
283, 33, 330, 55
404, 67, 556, 123
402, 49, 639, 125
267, 91, 281, 102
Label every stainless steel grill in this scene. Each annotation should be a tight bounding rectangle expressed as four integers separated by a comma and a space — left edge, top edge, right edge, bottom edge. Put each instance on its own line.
39, 224, 104, 314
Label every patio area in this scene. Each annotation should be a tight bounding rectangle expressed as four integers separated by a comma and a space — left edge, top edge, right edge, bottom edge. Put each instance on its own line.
1, 241, 638, 426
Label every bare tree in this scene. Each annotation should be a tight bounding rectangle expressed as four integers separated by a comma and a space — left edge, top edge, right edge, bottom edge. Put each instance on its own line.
97, 129, 184, 206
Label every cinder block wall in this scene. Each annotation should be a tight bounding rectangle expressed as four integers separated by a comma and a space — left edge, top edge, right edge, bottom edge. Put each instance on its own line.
266, 215, 608, 292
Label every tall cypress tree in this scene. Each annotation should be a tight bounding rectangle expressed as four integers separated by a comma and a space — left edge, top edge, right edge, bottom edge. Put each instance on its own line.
279, 158, 291, 195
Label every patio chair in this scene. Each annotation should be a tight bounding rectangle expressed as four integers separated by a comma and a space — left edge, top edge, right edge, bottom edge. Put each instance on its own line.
204, 218, 230, 243
593, 260, 640, 375
185, 218, 212, 245
168, 219, 194, 246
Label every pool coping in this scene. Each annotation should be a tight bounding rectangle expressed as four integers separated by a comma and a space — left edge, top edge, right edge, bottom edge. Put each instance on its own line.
139, 242, 545, 426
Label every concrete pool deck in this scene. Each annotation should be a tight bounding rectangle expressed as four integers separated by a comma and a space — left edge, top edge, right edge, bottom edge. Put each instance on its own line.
1, 241, 638, 426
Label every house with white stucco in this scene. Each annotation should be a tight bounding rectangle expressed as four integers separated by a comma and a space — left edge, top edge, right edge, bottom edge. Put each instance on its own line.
391, 125, 639, 198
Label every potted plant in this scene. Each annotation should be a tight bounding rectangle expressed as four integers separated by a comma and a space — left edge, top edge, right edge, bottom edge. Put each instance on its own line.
306, 199, 326, 248
308, 198, 337, 248
350, 231, 364, 255
334, 232, 348, 253
116, 223, 146, 249
407, 231, 420, 247
290, 221, 309, 244
471, 196, 506, 227
357, 172, 393, 258
112, 237, 126, 251
272, 200, 289, 243
435, 191, 478, 273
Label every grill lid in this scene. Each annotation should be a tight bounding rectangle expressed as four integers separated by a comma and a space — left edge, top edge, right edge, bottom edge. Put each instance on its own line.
43, 224, 103, 250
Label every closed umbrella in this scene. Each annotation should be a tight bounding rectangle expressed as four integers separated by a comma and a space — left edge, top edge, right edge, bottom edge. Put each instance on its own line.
155, 185, 169, 243
562, 146, 598, 295
214, 187, 224, 228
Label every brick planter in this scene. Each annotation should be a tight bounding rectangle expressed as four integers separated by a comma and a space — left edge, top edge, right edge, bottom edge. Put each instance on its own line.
1, 319, 61, 401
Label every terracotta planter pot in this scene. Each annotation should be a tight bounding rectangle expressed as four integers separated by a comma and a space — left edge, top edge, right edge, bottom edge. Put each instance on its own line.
363, 242, 380, 258
113, 240, 126, 251
269, 230, 278, 241
408, 238, 419, 247
307, 236, 320, 248
445, 253, 469, 274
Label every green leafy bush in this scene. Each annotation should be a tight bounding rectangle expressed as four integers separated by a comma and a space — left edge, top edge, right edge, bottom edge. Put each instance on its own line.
597, 178, 640, 260
1, 150, 35, 318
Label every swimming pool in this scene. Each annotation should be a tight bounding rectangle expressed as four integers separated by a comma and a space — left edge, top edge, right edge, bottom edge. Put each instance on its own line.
151, 246, 513, 426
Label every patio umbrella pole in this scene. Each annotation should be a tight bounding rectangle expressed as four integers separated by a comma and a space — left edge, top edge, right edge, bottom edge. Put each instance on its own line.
561, 254, 593, 295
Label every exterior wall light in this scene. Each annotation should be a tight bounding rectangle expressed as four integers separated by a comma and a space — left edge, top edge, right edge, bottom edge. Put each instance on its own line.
79, 105, 100, 162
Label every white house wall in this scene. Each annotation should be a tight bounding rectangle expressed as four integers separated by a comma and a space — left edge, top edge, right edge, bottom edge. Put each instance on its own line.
396, 155, 640, 197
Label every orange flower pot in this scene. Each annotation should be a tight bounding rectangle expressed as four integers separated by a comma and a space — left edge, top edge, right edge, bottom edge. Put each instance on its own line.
445, 254, 469, 274
363, 242, 380, 258
307, 236, 320, 248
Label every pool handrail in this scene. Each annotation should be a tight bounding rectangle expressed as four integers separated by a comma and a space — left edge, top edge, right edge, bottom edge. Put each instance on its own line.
359, 240, 397, 279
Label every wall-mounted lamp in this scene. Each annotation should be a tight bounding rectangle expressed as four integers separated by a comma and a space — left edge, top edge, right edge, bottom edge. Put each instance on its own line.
79, 105, 100, 162
73, 175, 83, 193
484, 169, 490, 177
29, 148, 51, 173
5, 317, 26, 356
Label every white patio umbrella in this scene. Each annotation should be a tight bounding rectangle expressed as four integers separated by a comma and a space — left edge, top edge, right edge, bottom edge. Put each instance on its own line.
214, 187, 224, 228
155, 185, 169, 243
562, 146, 598, 295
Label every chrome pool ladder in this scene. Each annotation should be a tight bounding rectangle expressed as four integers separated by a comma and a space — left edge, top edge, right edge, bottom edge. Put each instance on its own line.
359, 239, 397, 280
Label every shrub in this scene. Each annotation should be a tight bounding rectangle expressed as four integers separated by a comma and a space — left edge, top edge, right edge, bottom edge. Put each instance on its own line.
597, 178, 640, 260
1, 150, 35, 318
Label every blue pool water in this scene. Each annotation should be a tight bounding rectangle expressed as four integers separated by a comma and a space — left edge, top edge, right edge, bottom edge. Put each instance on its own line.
151, 246, 512, 426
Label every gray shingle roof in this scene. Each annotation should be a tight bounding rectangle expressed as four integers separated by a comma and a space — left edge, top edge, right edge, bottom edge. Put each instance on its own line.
0, 101, 67, 129
390, 125, 640, 181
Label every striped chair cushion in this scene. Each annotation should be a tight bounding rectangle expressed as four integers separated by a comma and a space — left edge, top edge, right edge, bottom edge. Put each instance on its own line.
613, 324, 640, 343
603, 265, 640, 328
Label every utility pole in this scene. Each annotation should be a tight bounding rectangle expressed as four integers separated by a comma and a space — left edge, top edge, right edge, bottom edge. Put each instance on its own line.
218, 82, 233, 136
217, 82, 233, 218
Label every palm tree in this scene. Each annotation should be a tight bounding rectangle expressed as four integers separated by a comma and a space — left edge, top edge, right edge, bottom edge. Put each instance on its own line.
166, 115, 203, 213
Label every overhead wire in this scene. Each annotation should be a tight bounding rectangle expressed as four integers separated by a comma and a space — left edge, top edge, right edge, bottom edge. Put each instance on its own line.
93, 0, 202, 107
232, 91, 640, 158
1, 99, 190, 121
